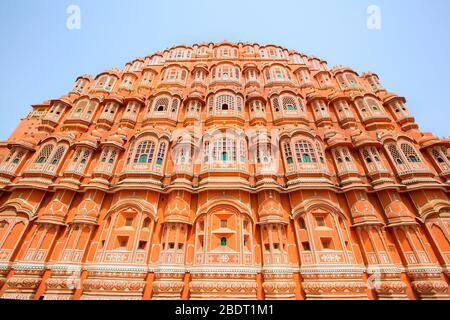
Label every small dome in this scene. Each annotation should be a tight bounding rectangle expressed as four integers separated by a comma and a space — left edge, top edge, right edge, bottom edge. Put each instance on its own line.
385, 200, 416, 226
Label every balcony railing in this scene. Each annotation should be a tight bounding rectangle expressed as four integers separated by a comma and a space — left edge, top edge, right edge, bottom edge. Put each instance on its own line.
201, 161, 248, 173
24, 163, 59, 177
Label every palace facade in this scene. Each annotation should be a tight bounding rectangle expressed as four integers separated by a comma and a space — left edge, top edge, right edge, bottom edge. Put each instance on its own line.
0, 41, 449, 300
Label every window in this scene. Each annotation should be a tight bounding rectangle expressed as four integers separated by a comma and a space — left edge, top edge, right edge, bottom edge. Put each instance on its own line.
215, 94, 235, 112
302, 241, 311, 251
35, 144, 54, 164
133, 141, 155, 164
284, 143, 293, 164
220, 237, 227, 246
212, 138, 236, 162
316, 216, 325, 227
321, 238, 333, 250
154, 97, 169, 112
282, 96, 299, 112
298, 218, 306, 229
400, 143, 421, 163
302, 154, 312, 163
125, 217, 133, 227
138, 241, 147, 250
387, 144, 404, 165
220, 219, 227, 228
295, 140, 317, 163
50, 146, 66, 166
156, 142, 166, 165
118, 238, 128, 249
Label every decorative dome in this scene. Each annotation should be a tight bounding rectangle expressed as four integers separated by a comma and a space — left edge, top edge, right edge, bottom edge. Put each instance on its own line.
384, 200, 416, 226
350, 199, 381, 226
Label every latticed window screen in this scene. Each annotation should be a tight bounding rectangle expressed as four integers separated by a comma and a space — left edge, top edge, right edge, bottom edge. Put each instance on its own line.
72, 149, 82, 163
273, 67, 284, 80
239, 139, 246, 163
80, 149, 90, 165
334, 149, 343, 163
213, 138, 236, 161
283, 142, 293, 164
100, 148, 117, 164
295, 140, 317, 163
366, 98, 382, 114
282, 96, 297, 111
176, 146, 192, 164
108, 149, 117, 164
50, 146, 66, 166
388, 144, 404, 164
342, 148, 352, 162
86, 101, 97, 116
316, 142, 325, 163
257, 143, 272, 163
74, 100, 88, 114
154, 97, 170, 112
36, 144, 54, 163
400, 143, 421, 163
171, 99, 180, 113
346, 73, 358, 86
431, 148, 444, 164
272, 97, 280, 112
203, 141, 210, 162
4, 150, 15, 163
13, 151, 24, 164
134, 141, 155, 164
216, 95, 235, 111
156, 143, 166, 165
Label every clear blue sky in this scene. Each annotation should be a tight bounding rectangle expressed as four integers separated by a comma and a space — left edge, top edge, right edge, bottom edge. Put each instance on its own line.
0, 0, 449, 139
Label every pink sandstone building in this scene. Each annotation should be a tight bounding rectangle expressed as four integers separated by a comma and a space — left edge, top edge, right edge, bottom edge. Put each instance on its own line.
0, 41, 449, 300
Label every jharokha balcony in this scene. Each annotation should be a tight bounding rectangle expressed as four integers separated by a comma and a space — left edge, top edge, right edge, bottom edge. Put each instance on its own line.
117, 137, 168, 188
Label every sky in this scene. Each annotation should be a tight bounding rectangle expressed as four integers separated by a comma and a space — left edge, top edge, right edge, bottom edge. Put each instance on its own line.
0, 0, 449, 139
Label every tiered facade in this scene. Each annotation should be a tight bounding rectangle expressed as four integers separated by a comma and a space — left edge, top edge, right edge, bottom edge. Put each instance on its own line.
0, 41, 449, 300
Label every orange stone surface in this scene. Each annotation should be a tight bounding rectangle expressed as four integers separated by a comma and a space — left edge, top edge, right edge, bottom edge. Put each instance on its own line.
0, 41, 449, 300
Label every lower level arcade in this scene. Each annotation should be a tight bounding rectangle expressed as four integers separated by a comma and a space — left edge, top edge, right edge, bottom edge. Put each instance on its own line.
0, 188, 449, 300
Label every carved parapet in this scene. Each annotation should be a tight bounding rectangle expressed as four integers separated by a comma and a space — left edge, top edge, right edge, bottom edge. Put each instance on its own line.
366, 269, 407, 299
3, 276, 42, 300
410, 280, 448, 299
301, 268, 367, 299
152, 273, 185, 300
407, 267, 449, 299
262, 273, 296, 300
42, 267, 83, 300
189, 273, 257, 300
80, 270, 147, 300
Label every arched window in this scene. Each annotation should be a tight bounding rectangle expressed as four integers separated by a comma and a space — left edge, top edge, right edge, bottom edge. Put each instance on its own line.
212, 138, 236, 162
170, 99, 180, 113
283, 143, 293, 164
387, 144, 404, 164
295, 140, 317, 163
133, 141, 155, 164
154, 97, 169, 112
203, 141, 210, 162
400, 143, 421, 163
50, 146, 66, 166
12, 151, 24, 164
36, 144, 54, 164
282, 96, 297, 111
239, 139, 246, 163
156, 142, 166, 165
216, 94, 235, 112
